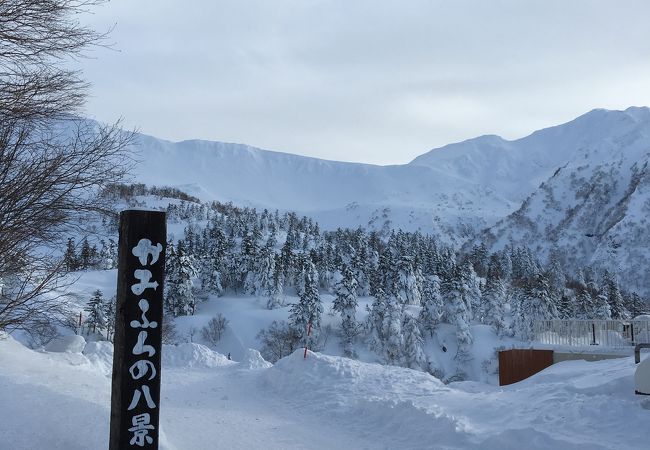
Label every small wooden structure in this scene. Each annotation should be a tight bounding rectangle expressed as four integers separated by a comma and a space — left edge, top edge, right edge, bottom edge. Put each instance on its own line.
498, 349, 554, 386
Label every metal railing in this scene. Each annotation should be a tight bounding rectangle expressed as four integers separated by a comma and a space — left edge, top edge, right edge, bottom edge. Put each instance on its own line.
533, 319, 650, 348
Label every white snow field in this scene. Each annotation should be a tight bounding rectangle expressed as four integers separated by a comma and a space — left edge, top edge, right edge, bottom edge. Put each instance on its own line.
1, 333, 649, 450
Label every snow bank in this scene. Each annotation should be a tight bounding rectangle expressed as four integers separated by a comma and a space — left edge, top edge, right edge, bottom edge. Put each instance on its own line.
239, 348, 272, 369
83, 340, 114, 376
261, 350, 649, 449
53, 339, 237, 375
162, 342, 234, 369
44, 334, 86, 353
3, 334, 649, 449
261, 350, 471, 449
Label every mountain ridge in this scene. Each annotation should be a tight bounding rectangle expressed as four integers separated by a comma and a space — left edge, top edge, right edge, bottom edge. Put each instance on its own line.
129, 106, 650, 291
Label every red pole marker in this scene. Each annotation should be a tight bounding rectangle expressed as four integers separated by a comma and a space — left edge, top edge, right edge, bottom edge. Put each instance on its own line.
303, 322, 312, 359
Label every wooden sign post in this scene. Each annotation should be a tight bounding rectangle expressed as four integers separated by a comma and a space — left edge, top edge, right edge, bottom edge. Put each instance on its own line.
110, 210, 166, 449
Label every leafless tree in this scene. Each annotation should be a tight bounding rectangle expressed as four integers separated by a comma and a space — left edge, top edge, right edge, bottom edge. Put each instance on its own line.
256, 320, 301, 363
0, 1, 134, 333
201, 313, 229, 346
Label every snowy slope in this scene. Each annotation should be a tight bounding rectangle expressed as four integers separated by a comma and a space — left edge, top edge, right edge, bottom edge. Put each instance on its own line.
475, 107, 650, 293
409, 108, 650, 202
1, 334, 648, 450
131, 132, 517, 240
130, 107, 650, 251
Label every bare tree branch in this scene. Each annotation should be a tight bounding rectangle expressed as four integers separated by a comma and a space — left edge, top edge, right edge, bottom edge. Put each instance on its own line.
0, 0, 132, 332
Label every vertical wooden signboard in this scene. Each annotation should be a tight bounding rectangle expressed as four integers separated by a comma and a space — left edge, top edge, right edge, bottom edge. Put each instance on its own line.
110, 210, 166, 449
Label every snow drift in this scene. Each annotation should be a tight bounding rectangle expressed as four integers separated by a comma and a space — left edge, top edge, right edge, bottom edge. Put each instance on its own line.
1, 335, 649, 449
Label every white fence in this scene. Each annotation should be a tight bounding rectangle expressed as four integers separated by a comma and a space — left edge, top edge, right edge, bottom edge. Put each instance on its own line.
533, 320, 650, 348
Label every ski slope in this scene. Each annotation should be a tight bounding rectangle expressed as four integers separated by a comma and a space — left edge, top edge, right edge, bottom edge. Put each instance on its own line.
1, 334, 648, 450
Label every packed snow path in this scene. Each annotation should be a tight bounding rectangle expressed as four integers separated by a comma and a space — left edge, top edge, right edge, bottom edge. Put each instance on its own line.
1, 336, 648, 449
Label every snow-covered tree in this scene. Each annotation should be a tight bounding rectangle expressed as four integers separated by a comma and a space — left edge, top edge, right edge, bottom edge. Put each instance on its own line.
512, 274, 559, 340
199, 256, 223, 297
165, 242, 198, 317
332, 264, 358, 357
480, 261, 508, 336
103, 295, 116, 342
98, 239, 118, 270
64, 238, 78, 271
382, 295, 404, 365
255, 242, 276, 299
395, 255, 423, 306
241, 227, 261, 294
603, 273, 629, 320
468, 243, 489, 278
546, 252, 566, 295
366, 288, 388, 356
402, 314, 427, 370
442, 267, 473, 363
625, 292, 647, 318
460, 261, 482, 321
266, 254, 285, 309
419, 275, 443, 337
80, 238, 92, 269
289, 260, 322, 344
85, 289, 106, 335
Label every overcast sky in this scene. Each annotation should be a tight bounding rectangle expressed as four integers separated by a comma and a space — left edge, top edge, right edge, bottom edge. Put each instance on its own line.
80, 0, 650, 165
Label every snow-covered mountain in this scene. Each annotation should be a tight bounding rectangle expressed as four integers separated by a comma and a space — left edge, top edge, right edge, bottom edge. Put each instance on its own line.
132, 132, 519, 241
131, 106, 650, 289
473, 107, 650, 293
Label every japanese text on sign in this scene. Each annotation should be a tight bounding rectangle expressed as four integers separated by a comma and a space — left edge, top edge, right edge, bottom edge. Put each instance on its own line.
128, 238, 163, 447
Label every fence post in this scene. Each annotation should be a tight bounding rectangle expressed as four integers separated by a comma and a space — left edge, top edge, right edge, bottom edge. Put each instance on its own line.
109, 210, 166, 450
591, 322, 597, 345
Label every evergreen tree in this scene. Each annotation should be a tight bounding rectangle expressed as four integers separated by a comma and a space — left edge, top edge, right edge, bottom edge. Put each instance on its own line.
376, 247, 397, 298
289, 260, 322, 344
332, 264, 359, 357
382, 294, 404, 365
481, 269, 508, 336
98, 239, 118, 270
64, 238, 78, 271
546, 251, 566, 295
165, 242, 197, 316
574, 285, 597, 319
366, 288, 388, 357
80, 238, 92, 269
512, 274, 559, 340
594, 292, 612, 320
266, 254, 285, 309
85, 289, 106, 335
280, 238, 293, 287
419, 275, 443, 337
199, 255, 223, 297
103, 295, 116, 342
603, 273, 629, 320
442, 265, 473, 365
496, 249, 513, 281
395, 255, 423, 306
256, 239, 277, 299
625, 292, 647, 318
402, 314, 427, 370
468, 243, 489, 278
460, 261, 481, 321
241, 228, 260, 295
557, 290, 576, 319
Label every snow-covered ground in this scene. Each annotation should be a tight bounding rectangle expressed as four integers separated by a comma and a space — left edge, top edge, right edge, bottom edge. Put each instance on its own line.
55, 270, 516, 384
2, 270, 649, 449
1, 333, 649, 450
